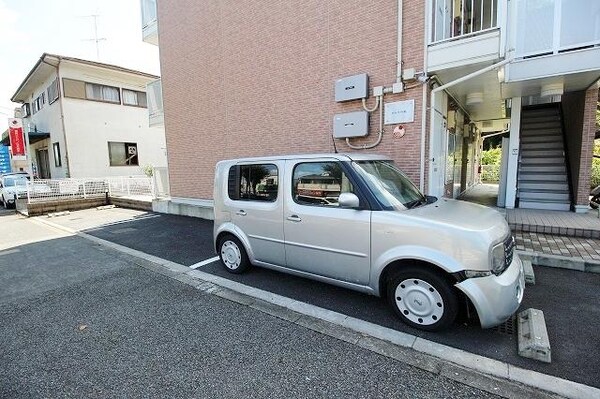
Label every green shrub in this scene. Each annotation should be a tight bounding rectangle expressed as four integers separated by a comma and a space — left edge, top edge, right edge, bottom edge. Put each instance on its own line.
481, 147, 502, 165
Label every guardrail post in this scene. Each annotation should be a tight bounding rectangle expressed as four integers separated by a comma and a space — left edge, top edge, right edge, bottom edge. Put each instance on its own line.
82, 181, 87, 199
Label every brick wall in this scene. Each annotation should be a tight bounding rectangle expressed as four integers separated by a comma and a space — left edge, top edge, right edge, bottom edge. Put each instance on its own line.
158, 0, 426, 199
562, 91, 586, 201
575, 86, 599, 206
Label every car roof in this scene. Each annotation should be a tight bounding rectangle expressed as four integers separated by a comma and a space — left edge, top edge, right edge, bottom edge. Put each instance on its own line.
217, 153, 392, 164
1, 172, 29, 177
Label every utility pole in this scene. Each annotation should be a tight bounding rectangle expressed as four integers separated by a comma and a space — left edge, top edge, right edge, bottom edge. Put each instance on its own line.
83, 14, 106, 61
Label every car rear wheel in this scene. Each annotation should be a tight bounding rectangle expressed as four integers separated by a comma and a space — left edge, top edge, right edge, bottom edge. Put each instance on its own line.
387, 267, 458, 331
218, 235, 250, 274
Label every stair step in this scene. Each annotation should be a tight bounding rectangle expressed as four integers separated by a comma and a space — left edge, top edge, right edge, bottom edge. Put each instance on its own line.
518, 173, 568, 181
519, 200, 570, 211
521, 114, 561, 122
520, 128, 563, 137
520, 141, 563, 150
521, 122, 562, 130
520, 149, 564, 157
522, 107, 560, 117
519, 165, 567, 173
519, 182, 569, 191
520, 157, 565, 165
519, 190, 570, 201
521, 135, 563, 143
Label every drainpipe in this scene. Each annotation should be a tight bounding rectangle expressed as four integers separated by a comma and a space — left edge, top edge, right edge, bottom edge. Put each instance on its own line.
396, 0, 403, 83
428, 57, 513, 196
419, 0, 429, 192
42, 56, 70, 178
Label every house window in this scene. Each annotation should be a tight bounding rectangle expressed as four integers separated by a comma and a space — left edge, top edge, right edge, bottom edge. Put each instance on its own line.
122, 89, 148, 107
108, 142, 139, 166
53, 143, 62, 167
85, 83, 120, 103
227, 164, 278, 202
32, 92, 46, 114
47, 78, 60, 104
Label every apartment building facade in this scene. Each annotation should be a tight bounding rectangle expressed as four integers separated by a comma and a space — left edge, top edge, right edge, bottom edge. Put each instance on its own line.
144, 0, 599, 212
5, 53, 168, 179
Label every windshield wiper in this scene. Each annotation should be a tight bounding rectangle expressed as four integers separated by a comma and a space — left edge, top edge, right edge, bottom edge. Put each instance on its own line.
405, 197, 427, 209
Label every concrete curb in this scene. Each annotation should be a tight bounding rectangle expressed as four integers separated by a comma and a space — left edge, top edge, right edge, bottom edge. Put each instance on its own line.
516, 250, 600, 274
33, 217, 600, 399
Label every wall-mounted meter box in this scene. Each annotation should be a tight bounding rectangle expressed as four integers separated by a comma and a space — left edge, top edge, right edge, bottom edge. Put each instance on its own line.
333, 111, 369, 138
335, 73, 368, 102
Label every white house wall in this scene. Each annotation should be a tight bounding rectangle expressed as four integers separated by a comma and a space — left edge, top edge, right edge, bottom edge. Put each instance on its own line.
59, 62, 167, 178
23, 71, 68, 179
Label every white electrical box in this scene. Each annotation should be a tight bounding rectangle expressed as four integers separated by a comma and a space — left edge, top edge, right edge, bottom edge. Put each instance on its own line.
335, 73, 368, 102
333, 111, 369, 138
384, 100, 415, 124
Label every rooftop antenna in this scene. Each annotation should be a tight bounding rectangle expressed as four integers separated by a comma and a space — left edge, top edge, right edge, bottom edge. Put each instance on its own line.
82, 14, 106, 61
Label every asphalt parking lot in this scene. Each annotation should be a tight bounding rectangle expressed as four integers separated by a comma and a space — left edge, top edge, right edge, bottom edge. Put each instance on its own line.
39, 207, 600, 389
1, 212, 499, 398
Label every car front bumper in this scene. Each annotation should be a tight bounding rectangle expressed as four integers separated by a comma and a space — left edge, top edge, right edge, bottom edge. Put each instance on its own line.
455, 254, 525, 328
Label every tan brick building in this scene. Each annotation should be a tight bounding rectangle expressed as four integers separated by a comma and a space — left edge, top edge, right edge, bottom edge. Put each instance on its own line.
142, 0, 600, 214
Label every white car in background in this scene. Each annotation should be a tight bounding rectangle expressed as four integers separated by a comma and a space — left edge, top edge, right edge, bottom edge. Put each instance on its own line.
0, 172, 51, 209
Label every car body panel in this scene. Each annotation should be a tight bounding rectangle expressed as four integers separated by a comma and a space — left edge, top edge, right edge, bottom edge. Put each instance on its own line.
213, 153, 524, 329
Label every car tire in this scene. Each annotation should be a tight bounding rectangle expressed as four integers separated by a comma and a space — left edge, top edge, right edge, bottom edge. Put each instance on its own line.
387, 267, 458, 331
218, 235, 250, 274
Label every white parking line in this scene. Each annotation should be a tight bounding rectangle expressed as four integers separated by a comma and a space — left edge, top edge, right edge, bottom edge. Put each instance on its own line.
189, 256, 220, 270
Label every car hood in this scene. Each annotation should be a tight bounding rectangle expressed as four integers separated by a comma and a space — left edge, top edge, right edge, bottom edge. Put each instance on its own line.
409, 198, 510, 239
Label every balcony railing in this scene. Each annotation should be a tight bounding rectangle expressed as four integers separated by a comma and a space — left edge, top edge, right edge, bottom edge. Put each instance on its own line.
141, 0, 157, 29
514, 0, 600, 58
431, 0, 498, 43
147, 78, 164, 127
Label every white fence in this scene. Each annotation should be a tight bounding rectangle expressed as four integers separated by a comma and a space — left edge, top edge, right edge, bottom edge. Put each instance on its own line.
23, 176, 156, 204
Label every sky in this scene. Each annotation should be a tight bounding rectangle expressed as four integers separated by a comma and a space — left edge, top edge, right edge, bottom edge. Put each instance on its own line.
0, 0, 160, 130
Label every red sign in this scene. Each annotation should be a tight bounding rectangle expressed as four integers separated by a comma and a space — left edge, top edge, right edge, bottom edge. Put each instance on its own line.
8, 118, 26, 159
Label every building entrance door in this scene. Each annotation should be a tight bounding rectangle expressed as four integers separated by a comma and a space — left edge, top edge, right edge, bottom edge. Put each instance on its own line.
36, 148, 51, 179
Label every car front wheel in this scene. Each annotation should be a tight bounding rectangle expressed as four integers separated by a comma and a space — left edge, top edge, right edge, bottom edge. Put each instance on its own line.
218, 235, 250, 274
387, 267, 458, 331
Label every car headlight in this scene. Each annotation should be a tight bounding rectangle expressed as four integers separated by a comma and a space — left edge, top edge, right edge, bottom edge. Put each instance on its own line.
490, 242, 505, 275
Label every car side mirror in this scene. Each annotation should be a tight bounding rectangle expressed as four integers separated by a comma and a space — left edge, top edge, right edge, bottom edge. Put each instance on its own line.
338, 192, 360, 209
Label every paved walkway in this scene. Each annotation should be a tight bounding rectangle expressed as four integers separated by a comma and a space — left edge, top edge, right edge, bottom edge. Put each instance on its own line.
515, 232, 600, 262
459, 184, 600, 266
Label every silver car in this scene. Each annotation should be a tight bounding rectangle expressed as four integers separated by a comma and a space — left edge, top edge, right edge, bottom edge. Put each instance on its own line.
213, 154, 524, 331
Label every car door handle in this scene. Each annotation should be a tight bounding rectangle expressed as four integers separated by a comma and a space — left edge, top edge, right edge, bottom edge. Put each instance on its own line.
236, 210, 247, 216
286, 215, 302, 222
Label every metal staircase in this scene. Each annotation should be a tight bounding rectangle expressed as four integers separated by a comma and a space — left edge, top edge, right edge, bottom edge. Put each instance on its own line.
517, 105, 571, 211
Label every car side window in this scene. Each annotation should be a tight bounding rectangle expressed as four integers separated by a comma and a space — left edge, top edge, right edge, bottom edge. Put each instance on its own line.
228, 164, 278, 202
292, 162, 354, 207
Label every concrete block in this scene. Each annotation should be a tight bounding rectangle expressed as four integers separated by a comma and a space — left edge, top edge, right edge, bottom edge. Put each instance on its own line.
96, 205, 116, 210
47, 211, 71, 218
522, 260, 535, 285
518, 308, 551, 363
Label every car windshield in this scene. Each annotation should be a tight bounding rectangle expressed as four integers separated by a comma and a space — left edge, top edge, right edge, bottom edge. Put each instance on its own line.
352, 160, 426, 210
3, 175, 29, 187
